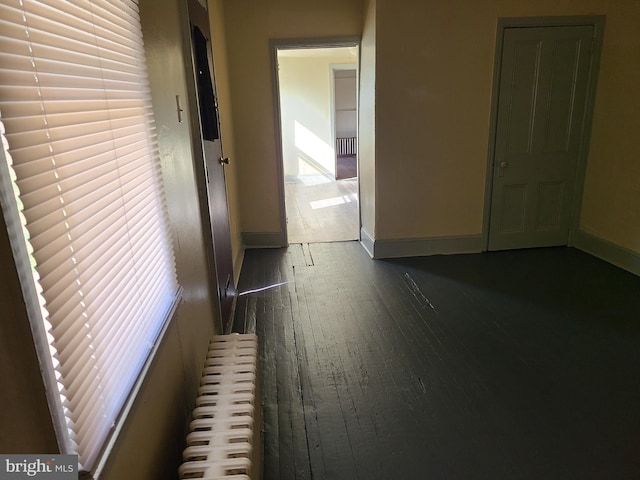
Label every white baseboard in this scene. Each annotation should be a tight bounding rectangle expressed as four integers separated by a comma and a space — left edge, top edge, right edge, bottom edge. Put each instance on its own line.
359, 229, 483, 259
572, 230, 640, 276
359, 227, 375, 258
242, 231, 286, 249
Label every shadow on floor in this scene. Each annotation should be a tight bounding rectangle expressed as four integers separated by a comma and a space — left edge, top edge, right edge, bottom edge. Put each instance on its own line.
234, 243, 640, 480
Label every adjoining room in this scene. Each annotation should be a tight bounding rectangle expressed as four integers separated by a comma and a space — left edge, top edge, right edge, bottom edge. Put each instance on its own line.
276, 46, 359, 244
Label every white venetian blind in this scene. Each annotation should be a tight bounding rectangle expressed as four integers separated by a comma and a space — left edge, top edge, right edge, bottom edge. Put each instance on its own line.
0, 0, 178, 471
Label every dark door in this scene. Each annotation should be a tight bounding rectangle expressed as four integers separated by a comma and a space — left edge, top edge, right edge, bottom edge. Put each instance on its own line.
188, 0, 235, 330
489, 25, 594, 250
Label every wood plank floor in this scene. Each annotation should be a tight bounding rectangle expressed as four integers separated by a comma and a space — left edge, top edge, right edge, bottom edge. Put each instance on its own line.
232, 242, 640, 480
285, 178, 358, 244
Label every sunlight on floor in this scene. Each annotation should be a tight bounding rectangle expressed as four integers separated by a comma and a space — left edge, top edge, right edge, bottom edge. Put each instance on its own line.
297, 174, 332, 186
285, 177, 358, 243
310, 193, 357, 210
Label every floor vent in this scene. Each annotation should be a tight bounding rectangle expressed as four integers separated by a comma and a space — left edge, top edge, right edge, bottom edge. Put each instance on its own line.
179, 333, 260, 480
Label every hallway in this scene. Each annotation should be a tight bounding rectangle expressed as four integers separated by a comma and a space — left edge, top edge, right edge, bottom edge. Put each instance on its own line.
233, 243, 640, 480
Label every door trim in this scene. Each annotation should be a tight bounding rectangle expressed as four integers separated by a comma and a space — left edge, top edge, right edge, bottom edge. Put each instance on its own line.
185, 0, 224, 334
269, 36, 361, 246
482, 16, 606, 251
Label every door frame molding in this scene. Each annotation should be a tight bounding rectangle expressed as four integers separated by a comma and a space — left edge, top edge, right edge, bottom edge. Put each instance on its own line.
269, 36, 360, 246
185, 0, 226, 333
482, 15, 606, 250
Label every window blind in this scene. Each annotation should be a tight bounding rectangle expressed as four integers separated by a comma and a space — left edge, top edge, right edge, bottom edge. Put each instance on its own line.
0, 0, 178, 471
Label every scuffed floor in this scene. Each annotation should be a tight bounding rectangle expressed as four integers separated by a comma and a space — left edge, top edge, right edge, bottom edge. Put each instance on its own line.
233, 243, 640, 480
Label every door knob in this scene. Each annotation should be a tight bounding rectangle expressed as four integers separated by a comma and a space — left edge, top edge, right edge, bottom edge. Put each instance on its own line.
499, 161, 508, 168
219, 157, 230, 165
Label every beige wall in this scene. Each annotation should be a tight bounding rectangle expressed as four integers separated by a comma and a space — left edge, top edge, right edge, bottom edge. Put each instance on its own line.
278, 51, 357, 179
580, 0, 640, 253
375, 0, 496, 239
376, 0, 593, 240
223, 0, 363, 239
374, 0, 639, 257
222, 0, 639, 260
0, 211, 58, 454
335, 73, 358, 138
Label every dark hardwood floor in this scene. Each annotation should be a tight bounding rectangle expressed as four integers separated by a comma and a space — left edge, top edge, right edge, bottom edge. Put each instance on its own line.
232, 242, 640, 480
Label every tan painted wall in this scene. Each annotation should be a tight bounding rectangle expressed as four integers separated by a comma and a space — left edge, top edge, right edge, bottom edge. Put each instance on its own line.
374, 0, 639, 256
278, 52, 357, 179
0, 211, 59, 454
374, 0, 496, 239
335, 74, 358, 138
580, 0, 640, 253
221, 0, 639, 258
376, 0, 593, 240
222, 0, 363, 237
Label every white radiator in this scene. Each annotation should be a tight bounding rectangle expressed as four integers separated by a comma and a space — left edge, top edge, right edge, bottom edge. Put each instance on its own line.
179, 334, 260, 480
336, 136, 357, 156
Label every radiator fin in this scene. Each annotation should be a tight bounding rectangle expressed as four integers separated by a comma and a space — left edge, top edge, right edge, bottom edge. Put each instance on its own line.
336, 136, 357, 156
179, 333, 259, 480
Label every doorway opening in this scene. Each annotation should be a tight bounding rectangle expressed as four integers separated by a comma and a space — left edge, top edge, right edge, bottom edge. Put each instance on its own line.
274, 44, 360, 244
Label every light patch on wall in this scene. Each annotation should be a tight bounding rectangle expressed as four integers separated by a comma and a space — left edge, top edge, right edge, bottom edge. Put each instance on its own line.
294, 121, 335, 175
